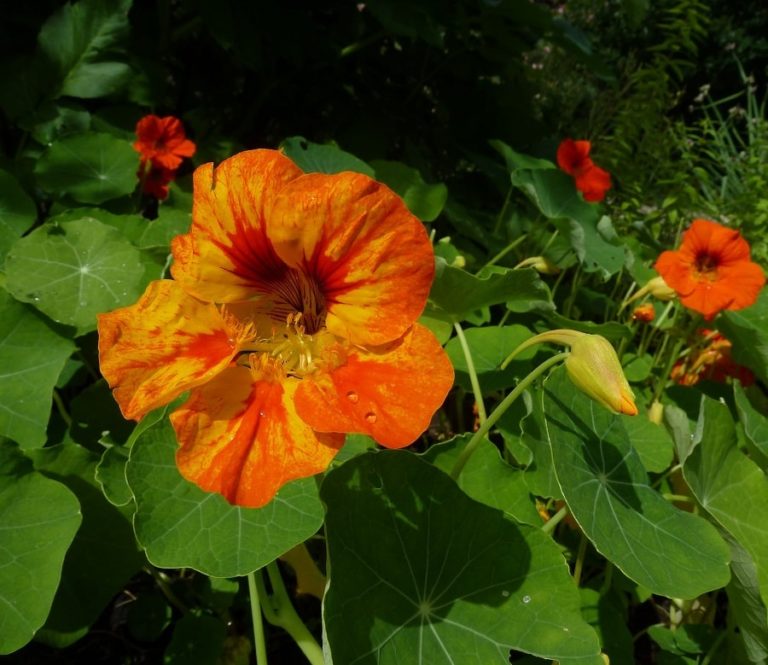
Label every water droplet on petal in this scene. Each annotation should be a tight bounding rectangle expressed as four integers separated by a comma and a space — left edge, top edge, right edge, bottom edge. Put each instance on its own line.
259, 411, 266, 418
365, 412, 377, 424
522, 595, 531, 604
346, 390, 359, 403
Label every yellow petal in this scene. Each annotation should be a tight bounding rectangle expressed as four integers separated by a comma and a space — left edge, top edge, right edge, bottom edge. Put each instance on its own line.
97, 280, 238, 420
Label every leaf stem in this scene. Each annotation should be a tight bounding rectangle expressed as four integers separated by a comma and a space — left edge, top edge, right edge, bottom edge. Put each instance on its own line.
540, 504, 569, 534
453, 322, 487, 425
248, 570, 269, 665
450, 352, 569, 480
257, 562, 324, 665
573, 532, 588, 587
52, 389, 72, 427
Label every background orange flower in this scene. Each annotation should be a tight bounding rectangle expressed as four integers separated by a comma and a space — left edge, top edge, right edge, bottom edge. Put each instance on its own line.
133, 115, 196, 170
654, 219, 765, 319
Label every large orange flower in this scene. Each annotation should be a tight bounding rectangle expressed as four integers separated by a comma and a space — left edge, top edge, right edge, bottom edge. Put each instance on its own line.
654, 219, 765, 320
556, 138, 612, 203
98, 150, 454, 508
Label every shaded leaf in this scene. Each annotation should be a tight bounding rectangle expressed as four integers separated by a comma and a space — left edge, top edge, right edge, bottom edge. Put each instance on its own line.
0, 441, 81, 654
164, 614, 226, 665
726, 535, 768, 664
126, 418, 325, 577
543, 367, 730, 598
718, 291, 768, 386
0, 170, 36, 260
322, 451, 601, 664
0, 290, 75, 448
371, 160, 448, 221
5, 217, 147, 335
280, 136, 374, 176
35, 133, 139, 204
734, 383, 768, 470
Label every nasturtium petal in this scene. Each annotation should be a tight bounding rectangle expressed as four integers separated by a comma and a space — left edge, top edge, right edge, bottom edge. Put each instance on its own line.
0, 441, 81, 655
171, 149, 303, 303
98, 280, 238, 420
5, 216, 147, 335
543, 367, 731, 598
126, 418, 325, 577
322, 451, 602, 664
0, 291, 75, 448
295, 324, 454, 448
267, 171, 435, 345
172, 367, 344, 508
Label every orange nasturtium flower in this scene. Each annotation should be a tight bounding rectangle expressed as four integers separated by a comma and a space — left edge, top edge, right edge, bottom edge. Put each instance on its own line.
133, 115, 197, 170
631, 303, 655, 322
654, 219, 765, 320
671, 330, 754, 387
98, 150, 454, 508
556, 138, 612, 203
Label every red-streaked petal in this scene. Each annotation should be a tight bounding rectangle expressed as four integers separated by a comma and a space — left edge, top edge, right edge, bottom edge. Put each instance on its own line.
97, 280, 237, 420
172, 368, 344, 508
267, 172, 434, 345
171, 150, 303, 303
294, 324, 454, 447
557, 139, 591, 175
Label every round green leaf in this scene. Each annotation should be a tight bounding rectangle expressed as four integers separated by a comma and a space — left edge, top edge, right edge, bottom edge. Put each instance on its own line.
322, 451, 601, 664
5, 217, 147, 335
0, 291, 75, 448
0, 442, 81, 655
126, 418, 325, 577
280, 136, 374, 176
0, 170, 36, 260
35, 133, 139, 204
371, 160, 448, 222
543, 367, 730, 599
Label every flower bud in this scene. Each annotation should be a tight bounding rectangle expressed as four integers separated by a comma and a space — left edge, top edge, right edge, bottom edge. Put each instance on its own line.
565, 334, 638, 416
645, 276, 676, 301
631, 303, 655, 322
515, 256, 561, 275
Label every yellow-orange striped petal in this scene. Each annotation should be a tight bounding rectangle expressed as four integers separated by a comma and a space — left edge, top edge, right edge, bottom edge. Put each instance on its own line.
171, 150, 303, 303
294, 324, 454, 447
171, 367, 344, 508
97, 280, 238, 420
266, 172, 434, 346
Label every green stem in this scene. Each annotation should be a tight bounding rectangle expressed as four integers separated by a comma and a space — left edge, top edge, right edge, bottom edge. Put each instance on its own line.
450, 352, 569, 480
52, 390, 72, 427
248, 571, 269, 665
480, 234, 527, 272
492, 186, 513, 236
663, 493, 694, 503
257, 563, 324, 665
144, 566, 188, 614
701, 629, 726, 665
573, 532, 588, 587
453, 322, 487, 425
540, 504, 569, 534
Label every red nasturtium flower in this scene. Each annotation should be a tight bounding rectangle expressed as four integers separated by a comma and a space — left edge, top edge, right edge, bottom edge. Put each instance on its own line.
98, 150, 454, 508
134, 115, 196, 170
671, 330, 754, 387
556, 138, 612, 203
137, 161, 176, 200
654, 219, 765, 320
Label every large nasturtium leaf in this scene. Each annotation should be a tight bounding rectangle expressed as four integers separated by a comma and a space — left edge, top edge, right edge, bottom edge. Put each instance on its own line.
682, 397, 768, 610
38, 0, 133, 99
370, 160, 448, 222
422, 435, 540, 526
734, 383, 768, 469
280, 136, 374, 176
542, 367, 731, 599
5, 217, 147, 335
126, 418, 325, 577
0, 441, 81, 655
0, 169, 36, 260
726, 535, 768, 663
718, 291, 768, 386
0, 290, 75, 448
621, 413, 675, 474
429, 258, 553, 322
322, 451, 602, 665
28, 443, 144, 647
35, 133, 138, 204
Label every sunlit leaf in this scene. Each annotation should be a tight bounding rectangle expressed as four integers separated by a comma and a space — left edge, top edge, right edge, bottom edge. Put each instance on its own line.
682, 397, 768, 609
35, 133, 138, 204
543, 367, 730, 598
126, 418, 325, 577
0, 290, 75, 448
5, 217, 148, 335
734, 383, 768, 470
726, 536, 768, 663
0, 441, 81, 655
622, 411, 675, 473
38, 0, 133, 99
323, 451, 602, 664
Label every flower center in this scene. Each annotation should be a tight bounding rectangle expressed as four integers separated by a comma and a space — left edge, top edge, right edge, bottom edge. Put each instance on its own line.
693, 252, 719, 281
266, 269, 327, 335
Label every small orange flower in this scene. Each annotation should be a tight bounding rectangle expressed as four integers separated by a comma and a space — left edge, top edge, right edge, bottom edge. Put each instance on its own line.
556, 138, 612, 203
632, 303, 655, 322
654, 219, 765, 320
98, 150, 454, 508
133, 115, 196, 170
137, 160, 175, 200
671, 330, 754, 387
